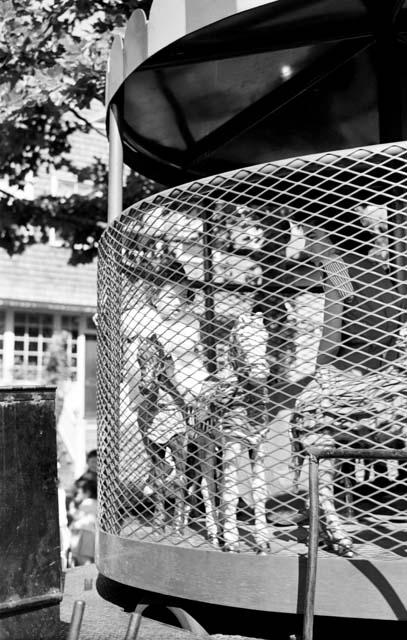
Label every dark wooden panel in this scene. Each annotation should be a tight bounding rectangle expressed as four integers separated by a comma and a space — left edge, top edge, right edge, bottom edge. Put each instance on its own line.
0, 386, 62, 635
0, 605, 61, 640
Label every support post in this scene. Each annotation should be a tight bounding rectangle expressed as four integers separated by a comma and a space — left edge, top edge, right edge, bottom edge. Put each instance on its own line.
104, 100, 124, 530
67, 600, 85, 640
302, 455, 319, 640
302, 444, 407, 639
202, 211, 217, 374
124, 610, 144, 640
108, 102, 123, 224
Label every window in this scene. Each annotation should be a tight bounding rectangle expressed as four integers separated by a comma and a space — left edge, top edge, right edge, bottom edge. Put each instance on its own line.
12, 313, 80, 382
84, 334, 96, 418
62, 315, 79, 380
86, 315, 96, 332
13, 313, 53, 381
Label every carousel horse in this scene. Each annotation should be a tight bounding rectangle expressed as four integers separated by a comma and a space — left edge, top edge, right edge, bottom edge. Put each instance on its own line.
286, 217, 407, 557
220, 313, 270, 553
124, 280, 211, 536
190, 312, 271, 553
136, 334, 190, 535
290, 358, 407, 556
125, 280, 271, 550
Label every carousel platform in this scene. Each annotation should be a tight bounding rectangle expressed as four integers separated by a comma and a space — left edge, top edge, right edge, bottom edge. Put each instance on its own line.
98, 520, 407, 625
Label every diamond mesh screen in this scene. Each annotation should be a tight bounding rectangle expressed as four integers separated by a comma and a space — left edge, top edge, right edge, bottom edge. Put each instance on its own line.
97, 143, 407, 559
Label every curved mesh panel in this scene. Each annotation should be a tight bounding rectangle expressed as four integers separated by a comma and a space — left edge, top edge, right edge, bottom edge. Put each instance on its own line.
98, 142, 407, 559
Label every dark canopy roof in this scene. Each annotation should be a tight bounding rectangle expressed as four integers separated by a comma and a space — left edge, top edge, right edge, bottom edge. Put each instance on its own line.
106, 0, 407, 185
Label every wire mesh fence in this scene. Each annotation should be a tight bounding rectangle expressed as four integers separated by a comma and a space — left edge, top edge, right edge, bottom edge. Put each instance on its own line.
97, 142, 407, 559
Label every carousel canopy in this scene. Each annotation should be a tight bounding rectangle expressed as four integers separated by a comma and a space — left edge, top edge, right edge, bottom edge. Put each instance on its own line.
106, 0, 407, 184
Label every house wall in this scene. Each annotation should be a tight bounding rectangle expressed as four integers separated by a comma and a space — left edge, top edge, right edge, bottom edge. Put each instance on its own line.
0, 103, 105, 483
0, 306, 97, 482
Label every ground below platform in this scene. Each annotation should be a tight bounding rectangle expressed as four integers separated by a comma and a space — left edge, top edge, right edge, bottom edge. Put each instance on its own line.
59, 563, 407, 640
60, 564, 263, 640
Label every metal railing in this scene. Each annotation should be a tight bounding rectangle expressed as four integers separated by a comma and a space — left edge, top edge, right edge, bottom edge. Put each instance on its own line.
97, 141, 407, 561
304, 447, 407, 640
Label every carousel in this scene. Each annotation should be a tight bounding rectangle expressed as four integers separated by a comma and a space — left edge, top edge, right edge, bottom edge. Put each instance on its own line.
96, 2, 407, 638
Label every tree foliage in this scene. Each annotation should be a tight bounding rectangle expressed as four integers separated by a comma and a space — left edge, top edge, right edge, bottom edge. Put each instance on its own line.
0, 0, 156, 263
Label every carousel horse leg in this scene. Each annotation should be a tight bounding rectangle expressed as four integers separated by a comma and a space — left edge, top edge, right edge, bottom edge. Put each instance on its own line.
149, 462, 167, 536
221, 440, 241, 552
250, 441, 270, 554
141, 437, 177, 536
167, 434, 189, 534
341, 462, 355, 519
152, 446, 172, 535
302, 432, 353, 557
155, 487, 167, 535
138, 390, 159, 499
289, 420, 306, 495
198, 432, 220, 548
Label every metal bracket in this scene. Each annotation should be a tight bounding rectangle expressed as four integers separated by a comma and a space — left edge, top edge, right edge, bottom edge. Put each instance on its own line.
302, 446, 407, 640
123, 604, 209, 639
65, 599, 209, 639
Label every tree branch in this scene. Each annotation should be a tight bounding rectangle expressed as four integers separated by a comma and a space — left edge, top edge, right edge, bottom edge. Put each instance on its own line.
0, 186, 15, 199
68, 107, 105, 137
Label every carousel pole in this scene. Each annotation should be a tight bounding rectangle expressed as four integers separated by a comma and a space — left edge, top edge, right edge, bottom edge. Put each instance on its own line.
108, 102, 123, 224
374, 0, 407, 315
106, 34, 124, 224
103, 35, 124, 533
202, 210, 217, 375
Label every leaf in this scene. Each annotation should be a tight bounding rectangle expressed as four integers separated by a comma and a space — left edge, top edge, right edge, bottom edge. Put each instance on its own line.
0, 0, 158, 263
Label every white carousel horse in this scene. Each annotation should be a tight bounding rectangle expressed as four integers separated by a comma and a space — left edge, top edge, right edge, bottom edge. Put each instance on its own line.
124, 289, 272, 550
220, 313, 270, 553
133, 334, 190, 535
189, 312, 271, 553
123, 284, 215, 536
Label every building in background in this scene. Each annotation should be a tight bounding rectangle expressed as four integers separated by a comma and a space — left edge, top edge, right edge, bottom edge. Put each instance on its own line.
0, 103, 105, 486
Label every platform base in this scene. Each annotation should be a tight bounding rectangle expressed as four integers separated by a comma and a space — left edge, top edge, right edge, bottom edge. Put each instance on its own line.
97, 531, 407, 621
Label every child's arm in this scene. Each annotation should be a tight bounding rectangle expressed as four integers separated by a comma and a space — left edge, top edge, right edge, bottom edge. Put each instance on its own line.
316, 286, 343, 367
316, 255, 353, 368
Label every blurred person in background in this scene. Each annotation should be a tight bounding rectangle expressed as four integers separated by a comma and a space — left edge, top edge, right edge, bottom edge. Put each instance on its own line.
77, 449, 97, 484
69, 476, 97, 566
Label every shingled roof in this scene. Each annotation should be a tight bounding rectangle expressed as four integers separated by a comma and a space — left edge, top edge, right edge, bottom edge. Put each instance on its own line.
0, 244, 97, 313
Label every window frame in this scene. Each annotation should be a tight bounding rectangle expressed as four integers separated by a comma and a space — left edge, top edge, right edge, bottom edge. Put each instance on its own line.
0, 310, 84, 385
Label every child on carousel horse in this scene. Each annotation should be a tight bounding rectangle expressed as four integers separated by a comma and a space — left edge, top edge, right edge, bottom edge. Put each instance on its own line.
123, 258, 270, 546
